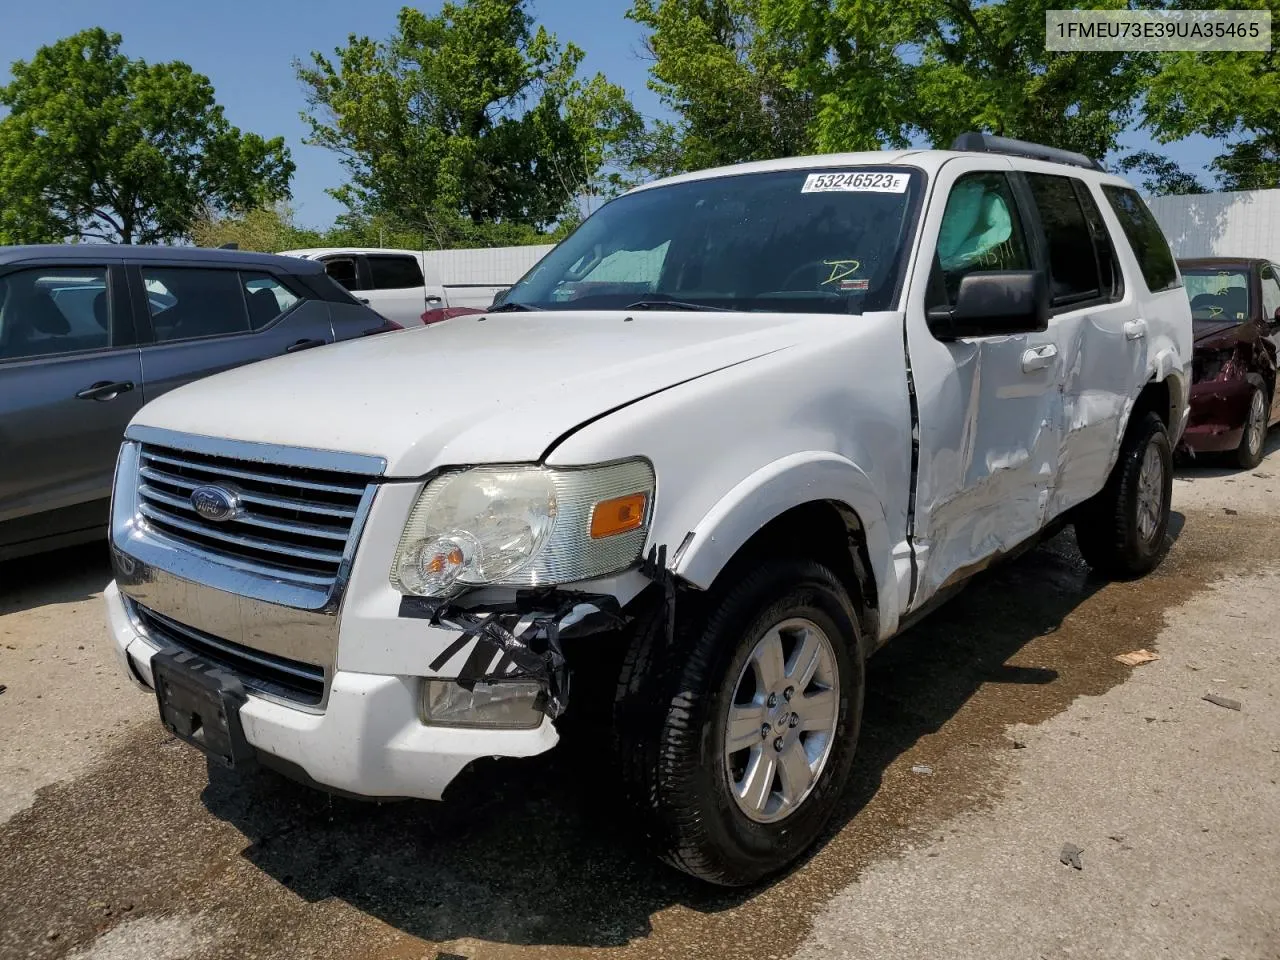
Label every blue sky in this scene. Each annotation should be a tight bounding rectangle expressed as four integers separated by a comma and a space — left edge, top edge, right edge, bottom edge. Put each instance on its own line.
0, 1, 1224, 227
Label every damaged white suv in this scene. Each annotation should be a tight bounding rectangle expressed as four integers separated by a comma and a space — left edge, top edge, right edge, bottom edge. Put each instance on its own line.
105, 134, 1191, 886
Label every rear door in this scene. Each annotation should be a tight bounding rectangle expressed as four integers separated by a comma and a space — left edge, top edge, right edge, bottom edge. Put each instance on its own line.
0, 259, 143, 547
358, 253, 428, 325
1018, 169, 1133, 517
132, 261, 335, 403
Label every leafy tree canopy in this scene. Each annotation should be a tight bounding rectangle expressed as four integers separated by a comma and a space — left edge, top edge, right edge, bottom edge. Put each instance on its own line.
0, 28, 293, 244
297, 0, 641, 233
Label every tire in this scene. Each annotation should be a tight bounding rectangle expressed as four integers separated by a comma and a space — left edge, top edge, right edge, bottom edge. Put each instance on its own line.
1074, 411, 1173, 579
1233, 378, 1268, 470
612, 558, 864, 887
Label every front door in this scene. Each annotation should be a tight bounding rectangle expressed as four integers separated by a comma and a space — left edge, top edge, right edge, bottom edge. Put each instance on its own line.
357, 253, 427, 326
0, 261, 144, 549
903, 159, 1064, 605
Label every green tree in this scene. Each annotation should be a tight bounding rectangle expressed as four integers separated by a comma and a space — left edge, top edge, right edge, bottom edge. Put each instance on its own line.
627, 0, 815, 175
632, 0, 1151, 169
189, 203, 323, 253
297, 1, 640, 241
1142, 1, 1280, 189
0, 28, 293, 245
1115, 150, 1207, 196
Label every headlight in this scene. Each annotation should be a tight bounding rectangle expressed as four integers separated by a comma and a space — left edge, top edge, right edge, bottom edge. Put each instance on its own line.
391, 459, 655, 597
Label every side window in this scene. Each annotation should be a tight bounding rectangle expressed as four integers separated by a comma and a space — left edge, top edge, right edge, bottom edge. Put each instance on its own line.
932, 172, 1031, 304
1025, 173, 1104, 307
1073, 182, 1122, 301
366, 255, 424, 290
0, 266, 110, 361
1102, 186, 1180, 293
241, 273, 301, 329
322, 257, 359, 291
141, 267, 250, 343
1261, 265, 1280, 322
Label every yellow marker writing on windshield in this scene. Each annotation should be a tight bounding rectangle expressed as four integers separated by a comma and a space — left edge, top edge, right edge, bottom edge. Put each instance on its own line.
821, 260, 861, 285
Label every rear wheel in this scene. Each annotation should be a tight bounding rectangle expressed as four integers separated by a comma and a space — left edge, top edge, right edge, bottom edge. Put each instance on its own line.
613, 558, 864, 886
1233, 380, 1268, 470
1075, 411, 1172, 579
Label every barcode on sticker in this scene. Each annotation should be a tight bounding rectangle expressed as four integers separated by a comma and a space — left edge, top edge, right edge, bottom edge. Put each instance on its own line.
802, 171, 910, 194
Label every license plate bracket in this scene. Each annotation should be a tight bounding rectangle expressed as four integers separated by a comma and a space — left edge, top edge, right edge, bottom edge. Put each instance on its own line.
152, 649, 257, 770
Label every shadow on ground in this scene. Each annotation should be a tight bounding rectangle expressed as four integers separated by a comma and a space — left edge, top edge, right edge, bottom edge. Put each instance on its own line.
1175, 425, 1280, 479
195, 520, 1176, 952
0, 541, 112, 616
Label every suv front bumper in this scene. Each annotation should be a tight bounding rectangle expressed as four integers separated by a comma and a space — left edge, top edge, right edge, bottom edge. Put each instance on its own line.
105, 580, 559, 800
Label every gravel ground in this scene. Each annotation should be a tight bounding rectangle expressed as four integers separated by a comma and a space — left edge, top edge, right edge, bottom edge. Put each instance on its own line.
2, 436, 1279, 960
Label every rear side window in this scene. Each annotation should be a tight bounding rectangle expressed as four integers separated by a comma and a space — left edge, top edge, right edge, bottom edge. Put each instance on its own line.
143, 268, 249, 342
1102, 186, 1180, 293
1026, 173, 1103, 306
242, 273, 301, 329
0, 266, 111, 361
322, 257, 359, 290
367, 255, 424, 290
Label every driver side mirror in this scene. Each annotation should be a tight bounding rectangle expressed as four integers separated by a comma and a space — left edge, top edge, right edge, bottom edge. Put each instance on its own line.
491, 287, 510, 308
926, 270, 1050, 341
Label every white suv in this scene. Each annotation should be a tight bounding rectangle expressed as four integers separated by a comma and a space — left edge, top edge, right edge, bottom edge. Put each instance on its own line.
104, 134, 1191, 886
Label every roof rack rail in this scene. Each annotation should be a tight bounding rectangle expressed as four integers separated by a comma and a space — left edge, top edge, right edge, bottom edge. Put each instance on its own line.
950, 132, 1106, 173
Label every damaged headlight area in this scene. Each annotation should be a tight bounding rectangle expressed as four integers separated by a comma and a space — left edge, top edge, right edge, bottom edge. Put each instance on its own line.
420, 679, 545, 729
390, 459, 655, 598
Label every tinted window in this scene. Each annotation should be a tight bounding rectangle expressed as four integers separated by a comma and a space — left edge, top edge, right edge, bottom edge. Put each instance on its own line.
1102, 186, 1180, 292
0, 267, 110, 361
1182, 269, 1250, 322
1026, 173, 1101, 306
367, 255, 424, 290
242, 273, 301, 329
1262, 266, 1280, 321
143, 268, 249, 342
504, 167, 925, 314
323, 257, 359, 290
1074, 182, 1121, 300
933, 172, 1031, 304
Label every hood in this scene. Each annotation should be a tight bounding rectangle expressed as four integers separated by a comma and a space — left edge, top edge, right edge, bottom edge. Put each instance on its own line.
1193, 319, 1247, 347
131, 311, 834, 476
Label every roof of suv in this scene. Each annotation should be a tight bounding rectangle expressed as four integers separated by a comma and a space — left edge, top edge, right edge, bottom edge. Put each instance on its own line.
0, 244, 328, 274
630, 148, 1133, 194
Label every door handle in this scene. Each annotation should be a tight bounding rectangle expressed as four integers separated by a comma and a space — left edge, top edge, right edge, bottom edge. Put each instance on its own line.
357, 297, 370, 304
1020, 344, 1058, 373
425, 295, 443, 305
75, 380, 134, 401
286, 338, 327, 353
1124, 319, 1148, 341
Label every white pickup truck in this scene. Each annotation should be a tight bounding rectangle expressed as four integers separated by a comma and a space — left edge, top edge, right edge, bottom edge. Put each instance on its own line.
279, 245, 555, 327
105, 135, 1191, 887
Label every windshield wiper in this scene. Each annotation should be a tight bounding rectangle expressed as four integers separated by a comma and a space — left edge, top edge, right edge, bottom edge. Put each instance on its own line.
623, 298, 724, 312
487, 301, 541, 312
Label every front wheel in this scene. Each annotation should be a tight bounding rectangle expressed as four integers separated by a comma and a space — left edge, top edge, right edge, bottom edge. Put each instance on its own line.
1233, 379, 1268, 470
1074, 411, 1173, 579
613, 558, 864, 886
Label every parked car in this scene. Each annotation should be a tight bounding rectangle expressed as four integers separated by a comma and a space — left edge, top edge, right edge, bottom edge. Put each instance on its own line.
278, 245, 553, 328
105, 134, 1190, 887
0, 245, 397, 561
1175, 257, 1280, 468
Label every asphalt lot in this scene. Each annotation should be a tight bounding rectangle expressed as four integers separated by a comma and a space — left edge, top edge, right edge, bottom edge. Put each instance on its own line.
2, 439, 1279, 960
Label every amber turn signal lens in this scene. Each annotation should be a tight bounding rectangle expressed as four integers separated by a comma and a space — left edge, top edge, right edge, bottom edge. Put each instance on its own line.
590, 492, 647, 539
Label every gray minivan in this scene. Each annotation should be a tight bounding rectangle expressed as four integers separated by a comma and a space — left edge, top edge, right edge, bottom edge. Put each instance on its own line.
0, 245, 398, 561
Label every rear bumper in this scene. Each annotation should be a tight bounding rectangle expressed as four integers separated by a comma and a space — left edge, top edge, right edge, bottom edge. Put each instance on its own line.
105, 581, 558, 800
1180, 375, 1253, 454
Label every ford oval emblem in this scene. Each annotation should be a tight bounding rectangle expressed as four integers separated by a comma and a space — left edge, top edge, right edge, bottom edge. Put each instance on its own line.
190, 485, 241, 523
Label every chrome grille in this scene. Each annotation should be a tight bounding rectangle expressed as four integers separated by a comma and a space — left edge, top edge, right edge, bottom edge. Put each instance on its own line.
132, 602, 325, 706
136, 444, 372, 587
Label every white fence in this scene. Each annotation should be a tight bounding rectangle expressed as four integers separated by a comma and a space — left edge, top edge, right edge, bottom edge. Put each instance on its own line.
423, 244, 556, 286
1147, 189, 1280, 263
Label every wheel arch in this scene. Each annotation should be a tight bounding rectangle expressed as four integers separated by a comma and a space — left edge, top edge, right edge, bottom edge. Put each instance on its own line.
672, 453, 898, 649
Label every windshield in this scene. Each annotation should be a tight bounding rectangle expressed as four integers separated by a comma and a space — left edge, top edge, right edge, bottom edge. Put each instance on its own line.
504, 167, 925, 314
1182, 269, 1250, 323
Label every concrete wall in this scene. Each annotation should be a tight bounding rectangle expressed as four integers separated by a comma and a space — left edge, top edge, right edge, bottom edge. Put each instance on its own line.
1148, 189, 1280, 263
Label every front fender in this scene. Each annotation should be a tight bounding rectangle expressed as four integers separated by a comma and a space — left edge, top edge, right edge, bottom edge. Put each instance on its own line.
673, 452, 900, 642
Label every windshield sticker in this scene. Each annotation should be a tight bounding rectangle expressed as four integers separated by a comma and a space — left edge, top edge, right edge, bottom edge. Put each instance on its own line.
802, 172, 910, 194
839, 279, 870, 291
821, 259, 861, 285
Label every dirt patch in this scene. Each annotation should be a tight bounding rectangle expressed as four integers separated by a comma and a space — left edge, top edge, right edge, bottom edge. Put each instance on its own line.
2, 507, 1276, 960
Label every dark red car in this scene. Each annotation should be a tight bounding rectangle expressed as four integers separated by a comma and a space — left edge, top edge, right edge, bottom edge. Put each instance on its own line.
1178, 257, 1280, 468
